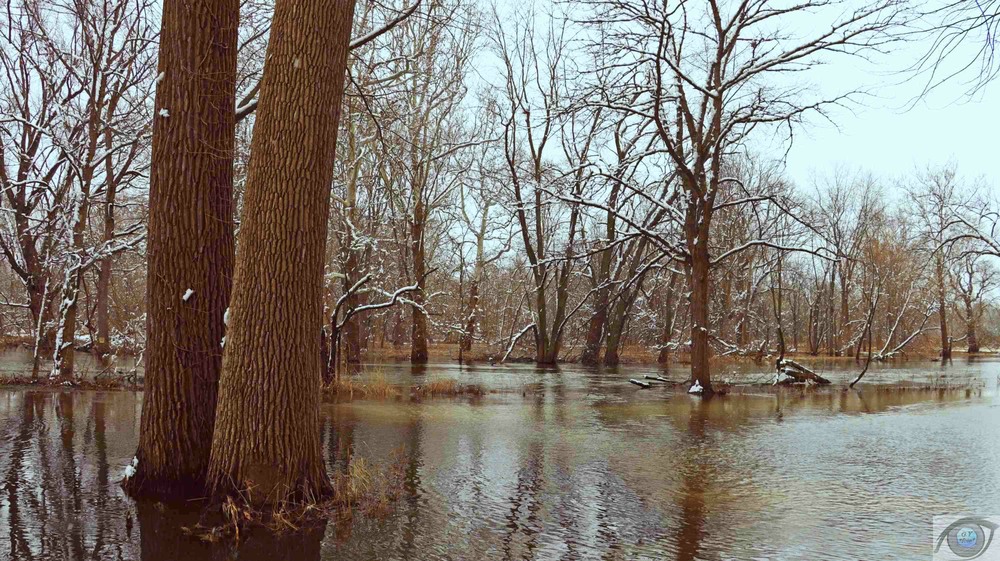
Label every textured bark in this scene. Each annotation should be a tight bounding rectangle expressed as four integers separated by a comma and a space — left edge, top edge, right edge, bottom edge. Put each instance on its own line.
410, 204, 429, 363
340, 124, 365, 364
580, 291, 608, 366
124, 0, 237, 500
826, 263, 837, 356
51, 79, 103, 380
94, 127, 118, 358
50, 201, 87, 381
603, 301, 628, 367
966, 321, 980, 353
603, 236, 651, 367
687, 201, 713, 393
207, 0, 356, 505
960, 293, 980, 353
341, 244, 364, 363
581, 248, 612, 366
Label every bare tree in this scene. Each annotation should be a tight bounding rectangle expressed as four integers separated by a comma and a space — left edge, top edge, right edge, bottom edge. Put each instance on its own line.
949, 248, 997, 353
579, 0, 904, 391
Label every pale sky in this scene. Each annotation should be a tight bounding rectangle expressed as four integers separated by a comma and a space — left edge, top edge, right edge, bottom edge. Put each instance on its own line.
775, 34, 1000, 194
474, 1, 999, 197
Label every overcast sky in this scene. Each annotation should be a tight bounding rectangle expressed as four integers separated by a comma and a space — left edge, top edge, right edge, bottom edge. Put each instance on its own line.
774, 27, 1000, 195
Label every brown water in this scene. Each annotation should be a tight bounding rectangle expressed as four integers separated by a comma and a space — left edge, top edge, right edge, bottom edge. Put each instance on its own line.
1, 358, 999, 560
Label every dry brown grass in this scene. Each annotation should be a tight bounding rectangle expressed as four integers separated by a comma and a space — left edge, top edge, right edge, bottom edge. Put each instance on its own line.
182, 451, 408, 543
330, 454, 407, 519
413, 378, 486, 397
363, 343, 493, 362
323, 369, 401, 400
321, 364, 486, 401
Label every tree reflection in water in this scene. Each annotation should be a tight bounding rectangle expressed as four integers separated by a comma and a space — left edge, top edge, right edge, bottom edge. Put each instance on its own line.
0, 369, 997, 561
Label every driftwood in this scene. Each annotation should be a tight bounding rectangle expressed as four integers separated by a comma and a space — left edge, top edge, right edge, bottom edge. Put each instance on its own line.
774, 359, 831, 385
629, 379, 652, 389
643, 375, 670, 383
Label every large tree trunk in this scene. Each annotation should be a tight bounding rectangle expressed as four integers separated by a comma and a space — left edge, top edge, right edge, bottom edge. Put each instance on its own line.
342, 246, 364, 364
52, 82, 104, 381
839, 268, 850, 356
688, 235, 712, 393
935, 254, 951, 359
207, 0, 355, 505
340, 142, 364, 364
410, 208, 429, 363
966, 323, 979, 353
963, 297, 980, 353
94, 126, 118, 358
460, 277, 479, 352
603, 297, 632, 367
124, 0, 238, 501
827, 263, 837, 356
580, 285, 608, 366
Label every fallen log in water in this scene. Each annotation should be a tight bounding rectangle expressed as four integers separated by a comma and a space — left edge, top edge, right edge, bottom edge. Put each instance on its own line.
629, 379, 652, 389
775, 359, 831, 385
643, 375, 670, 383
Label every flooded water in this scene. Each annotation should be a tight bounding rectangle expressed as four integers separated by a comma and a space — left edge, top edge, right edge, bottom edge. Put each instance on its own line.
0, 347, 142, 382
1, 358, 999, 560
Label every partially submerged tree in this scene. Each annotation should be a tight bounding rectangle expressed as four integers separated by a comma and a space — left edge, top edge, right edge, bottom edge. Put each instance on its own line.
125, 0, 238, 500
579, 0, 906, 391
207, 0, 357, 505
950, 247, 997, 353
910, 166, 962, 359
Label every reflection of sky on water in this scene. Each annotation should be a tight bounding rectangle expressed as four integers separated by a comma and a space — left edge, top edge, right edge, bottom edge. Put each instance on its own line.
0, 358, 998, 560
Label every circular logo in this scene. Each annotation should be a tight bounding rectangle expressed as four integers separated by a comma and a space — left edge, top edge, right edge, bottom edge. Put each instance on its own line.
956, 527, 979, 549
948, 524, 987, 558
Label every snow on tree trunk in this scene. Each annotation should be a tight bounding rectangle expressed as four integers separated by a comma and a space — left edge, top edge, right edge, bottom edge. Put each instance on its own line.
689, 229, 713, 394
124, 0, 238, 501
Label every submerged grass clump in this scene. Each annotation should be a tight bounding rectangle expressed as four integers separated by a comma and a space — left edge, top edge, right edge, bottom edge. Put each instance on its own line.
323, 369, 401, 400
322, 366, 486, 401
412, 378, 485, 397
182, 450, 408, 543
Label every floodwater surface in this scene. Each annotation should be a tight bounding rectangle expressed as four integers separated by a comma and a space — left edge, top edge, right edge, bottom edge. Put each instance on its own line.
1, 358, 999, 560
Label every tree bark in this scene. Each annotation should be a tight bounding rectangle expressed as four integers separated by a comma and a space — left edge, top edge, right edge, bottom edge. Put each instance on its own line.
340, 125, 364, 364
603, 298, 630, 367
410, 205, 429, 363
962, 296, 980, 353
342, 246, 364, 363
94, 127, 118, 358
581, 284, 609, 366
207, 0, 355, 505
935, 253, 951, 359
460, 278, 479, 352
124, 0, 237, 501
688, 228, 712, 393
966, 322, 979, 353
